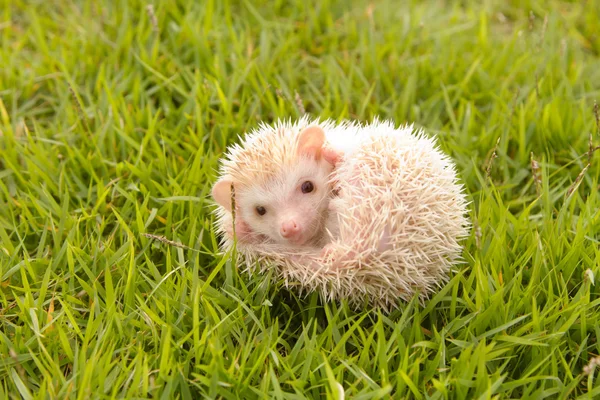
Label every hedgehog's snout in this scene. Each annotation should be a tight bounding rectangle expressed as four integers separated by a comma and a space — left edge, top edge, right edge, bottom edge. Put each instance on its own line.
280, 218, 301, 240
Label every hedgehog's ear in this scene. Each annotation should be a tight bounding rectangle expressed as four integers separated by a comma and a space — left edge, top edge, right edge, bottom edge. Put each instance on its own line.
297, 125, 325, 159
212, 178, 235, 212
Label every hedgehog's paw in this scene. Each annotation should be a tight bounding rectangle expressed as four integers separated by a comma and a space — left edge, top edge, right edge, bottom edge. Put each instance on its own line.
320, 244, 340, 269
320, 244, 356, 270
320, 243, 337, 259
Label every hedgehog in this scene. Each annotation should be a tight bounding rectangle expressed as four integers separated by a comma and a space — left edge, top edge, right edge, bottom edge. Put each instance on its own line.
211, 116, 470, 310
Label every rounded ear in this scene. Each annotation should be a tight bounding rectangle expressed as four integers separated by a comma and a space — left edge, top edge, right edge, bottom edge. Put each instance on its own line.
297, 125, 325, 159
212, 178, 234, 212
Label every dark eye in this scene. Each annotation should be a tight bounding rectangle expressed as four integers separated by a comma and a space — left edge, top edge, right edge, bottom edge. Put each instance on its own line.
256, 206, 266, 216
301, 181, 314, 194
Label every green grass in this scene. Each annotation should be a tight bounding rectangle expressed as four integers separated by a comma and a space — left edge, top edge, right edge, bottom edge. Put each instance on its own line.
1, 0, 600, 398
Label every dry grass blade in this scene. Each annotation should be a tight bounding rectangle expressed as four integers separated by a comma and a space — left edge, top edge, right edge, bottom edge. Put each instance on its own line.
68, 85, 91, 134
530, 152, 542, 194
141, 233, 198, 251
537, 14, 548, 51
588, 101, 600, 164
485, 137, 500, 179
565, 163, 589, 199
295, 91, 306, 115
594, 101, 600, 141
146, 4, 159, 33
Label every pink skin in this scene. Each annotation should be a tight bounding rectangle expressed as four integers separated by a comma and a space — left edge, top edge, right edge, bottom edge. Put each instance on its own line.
280, 219, 300, 240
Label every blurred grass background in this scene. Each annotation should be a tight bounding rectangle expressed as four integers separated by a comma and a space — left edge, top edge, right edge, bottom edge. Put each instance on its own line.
1, 0, 600, 398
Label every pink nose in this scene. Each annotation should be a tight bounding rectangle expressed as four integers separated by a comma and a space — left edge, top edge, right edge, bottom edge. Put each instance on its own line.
280, 220, 300, 238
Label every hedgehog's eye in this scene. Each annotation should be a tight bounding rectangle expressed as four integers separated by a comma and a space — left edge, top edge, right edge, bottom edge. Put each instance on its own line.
256, 206, 266, 216
301, 181, 314, 194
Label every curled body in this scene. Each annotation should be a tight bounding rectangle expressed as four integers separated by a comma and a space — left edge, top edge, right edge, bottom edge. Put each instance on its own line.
211, 117, 470, 310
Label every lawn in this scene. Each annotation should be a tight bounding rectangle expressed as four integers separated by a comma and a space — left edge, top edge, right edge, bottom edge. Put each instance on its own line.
1, 0, 600, 398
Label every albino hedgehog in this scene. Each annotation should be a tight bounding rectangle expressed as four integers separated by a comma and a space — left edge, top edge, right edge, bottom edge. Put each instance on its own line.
211, 116, 470, 310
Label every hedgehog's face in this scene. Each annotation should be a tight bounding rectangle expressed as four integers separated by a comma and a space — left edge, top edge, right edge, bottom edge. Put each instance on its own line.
237, 158, 332, 246
212, 124, 335, 247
